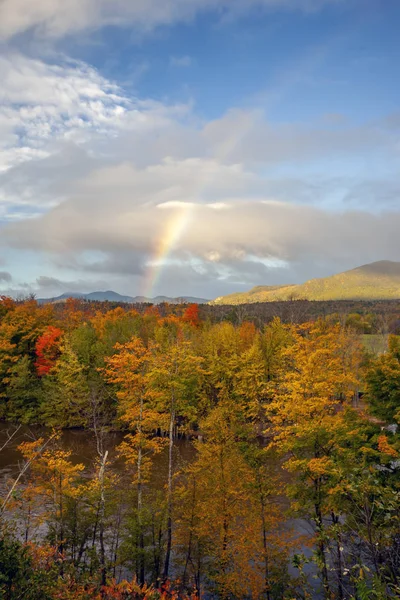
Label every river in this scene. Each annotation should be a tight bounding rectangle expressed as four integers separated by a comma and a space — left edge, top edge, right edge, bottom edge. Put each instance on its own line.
0, 421, 197, 493
0, 422, 320, 597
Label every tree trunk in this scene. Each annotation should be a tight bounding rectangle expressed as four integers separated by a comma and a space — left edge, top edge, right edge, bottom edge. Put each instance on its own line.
331, 512, 344, 600
259, 485, 271, 600
314, 497, 329, 598
112, 506, 122, 579
98, 450, 109, 587
137, 396, 145, 584
59, 471, 64, 576
163, 400, 175, 581
182, 478, 196, 587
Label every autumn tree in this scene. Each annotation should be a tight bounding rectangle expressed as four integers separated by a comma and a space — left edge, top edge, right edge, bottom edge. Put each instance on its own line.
199, 322, 242, 408
326, 420, 400, 596
175, 404, 290, 599
148, 338, 203, 580
41, 338, 90, 427
18, 437, 85, 565
0, 299, 56, 418
105, 337, 166, 583
35, 326, 63, 376
182, 304, 200, 328
267, 321, 362, 598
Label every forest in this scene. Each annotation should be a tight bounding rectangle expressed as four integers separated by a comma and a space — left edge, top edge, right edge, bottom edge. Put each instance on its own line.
0, 295, 399, 599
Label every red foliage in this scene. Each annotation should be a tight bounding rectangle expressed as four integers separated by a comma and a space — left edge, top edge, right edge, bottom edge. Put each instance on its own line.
35, 325, 63, 376
182, 304, 200, 327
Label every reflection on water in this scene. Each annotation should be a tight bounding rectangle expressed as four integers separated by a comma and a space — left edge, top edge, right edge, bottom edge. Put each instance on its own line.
0, 422, 196, 493
0, 422, 322, 597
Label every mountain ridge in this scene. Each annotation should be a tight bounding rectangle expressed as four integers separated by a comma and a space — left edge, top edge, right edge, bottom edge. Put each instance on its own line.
38, 290, 209, 305
210, 260, 400, 305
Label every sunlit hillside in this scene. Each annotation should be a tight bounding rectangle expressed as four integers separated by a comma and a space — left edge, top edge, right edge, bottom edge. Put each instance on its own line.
211, 260, 400, 304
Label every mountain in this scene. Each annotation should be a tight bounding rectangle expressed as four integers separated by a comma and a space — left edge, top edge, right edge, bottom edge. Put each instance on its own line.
38, 291, 209, 304
211, 261, 400, 305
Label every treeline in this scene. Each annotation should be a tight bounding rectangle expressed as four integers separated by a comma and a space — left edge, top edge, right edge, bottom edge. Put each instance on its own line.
0, 296, 399, 599
38, 296, 400, 333
202, 300, 400, 333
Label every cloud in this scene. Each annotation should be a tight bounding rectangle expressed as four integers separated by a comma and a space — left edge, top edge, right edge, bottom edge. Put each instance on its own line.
170, 55, 192, 67
0, 0, 344, 41
203, 108, 397, 166
0, 271, 12, 283
2, 157, 259, 254
4, 172, 400, 286
0, 52, 192, 171
0, 54, 397, 219
35, 275, 109, 293
0, 52, 130, 172
0, 50, 399, 297
0, 51, 196, 219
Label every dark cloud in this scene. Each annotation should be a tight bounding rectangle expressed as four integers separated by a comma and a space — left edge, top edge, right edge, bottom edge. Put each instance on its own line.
0, 271, 12, 283
36, 275, 110, 293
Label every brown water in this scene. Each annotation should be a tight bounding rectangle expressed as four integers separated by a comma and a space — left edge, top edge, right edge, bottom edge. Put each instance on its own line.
0, 422, 197, 496
0, 422, 321, 597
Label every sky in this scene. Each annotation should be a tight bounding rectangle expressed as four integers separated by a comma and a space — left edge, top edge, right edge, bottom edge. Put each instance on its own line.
0, 0, 399, 300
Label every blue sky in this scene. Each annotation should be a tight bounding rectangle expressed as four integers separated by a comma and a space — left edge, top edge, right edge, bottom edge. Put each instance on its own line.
65, 0, 399, 122
0, 0, 399, 299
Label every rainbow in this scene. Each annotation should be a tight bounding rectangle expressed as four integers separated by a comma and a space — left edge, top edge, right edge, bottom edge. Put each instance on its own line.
143, 202, 194, 298
142, 110, 258, 298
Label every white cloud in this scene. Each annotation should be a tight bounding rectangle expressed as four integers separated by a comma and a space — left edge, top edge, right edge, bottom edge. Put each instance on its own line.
0, 53, 130, 172
4, 167, 400, 282
0, 51, 197, 219
0, 49, 399, 297
0, 0, 344, 40
0, 53, 194, 174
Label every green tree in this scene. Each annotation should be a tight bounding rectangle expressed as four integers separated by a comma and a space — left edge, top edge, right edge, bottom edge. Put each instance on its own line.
40, 338, 90, 427
5, 355, 40, 423
366, 335, 400, 423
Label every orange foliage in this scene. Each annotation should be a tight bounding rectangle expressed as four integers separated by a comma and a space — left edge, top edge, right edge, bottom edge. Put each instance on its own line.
62, 297, 86, 330
0, 295, 16, 317
144, 306, 160, 318
100, 579, 198, 599
18, 539, 200, 599
238, 321, 256, 350
377, 434, 398, 458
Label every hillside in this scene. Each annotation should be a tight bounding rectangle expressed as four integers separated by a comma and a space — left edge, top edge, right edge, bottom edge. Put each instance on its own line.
211, 261, 400, 304
38, 291, 209, 304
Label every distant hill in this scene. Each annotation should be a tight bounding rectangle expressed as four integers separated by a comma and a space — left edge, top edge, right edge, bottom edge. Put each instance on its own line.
211, 261, 400, 305
38, 291, 209, 305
